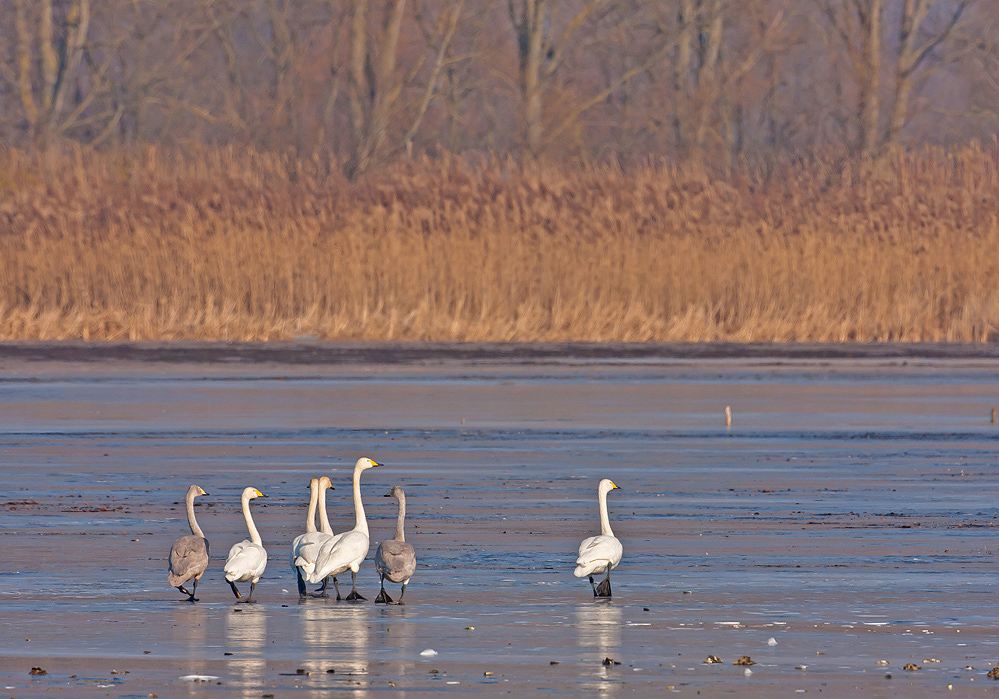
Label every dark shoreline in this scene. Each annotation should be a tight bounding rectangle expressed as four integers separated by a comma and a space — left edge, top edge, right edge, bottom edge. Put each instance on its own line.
0, 340, 998, 365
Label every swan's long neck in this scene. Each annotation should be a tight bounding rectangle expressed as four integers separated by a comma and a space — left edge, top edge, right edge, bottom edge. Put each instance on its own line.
352, 466, 368, 536
598, 487, 614, 537
394, 492, 407, 542
318, 482, 333, 535
186, 490, 205, 538
242, 494, 262, 545
305, 481, 319, 533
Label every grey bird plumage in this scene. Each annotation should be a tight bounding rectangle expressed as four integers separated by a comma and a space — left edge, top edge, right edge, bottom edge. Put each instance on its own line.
168, 484, 210, 602
374, 485, 416, 604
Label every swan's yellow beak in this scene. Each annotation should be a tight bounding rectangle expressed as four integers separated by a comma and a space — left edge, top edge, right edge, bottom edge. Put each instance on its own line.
199, 487, 209, 496
610, 481, 620, 490
370, 460, 383, 468
254, 489, 265, 497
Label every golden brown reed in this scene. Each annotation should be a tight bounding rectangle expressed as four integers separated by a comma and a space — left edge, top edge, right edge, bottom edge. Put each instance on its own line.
1, 145, 998, 342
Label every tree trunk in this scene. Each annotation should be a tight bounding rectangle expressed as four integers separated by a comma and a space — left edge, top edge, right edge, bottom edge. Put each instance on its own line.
14, 0, 92, 149
857, 0, 882, 155
511, 0, 547, 155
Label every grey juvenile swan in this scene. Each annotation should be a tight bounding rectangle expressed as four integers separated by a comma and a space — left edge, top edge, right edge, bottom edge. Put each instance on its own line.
374, 485, 417, 605
168, 484, 210, 602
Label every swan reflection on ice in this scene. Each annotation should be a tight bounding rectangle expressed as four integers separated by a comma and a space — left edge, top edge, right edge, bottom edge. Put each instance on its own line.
575, 602, 623, 695
297, 601, 371, 691
224, 606, 267, 698
169, 603, 209, 679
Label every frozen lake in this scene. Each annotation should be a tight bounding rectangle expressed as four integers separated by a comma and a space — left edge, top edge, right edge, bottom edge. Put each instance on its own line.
1, 344, 998, 696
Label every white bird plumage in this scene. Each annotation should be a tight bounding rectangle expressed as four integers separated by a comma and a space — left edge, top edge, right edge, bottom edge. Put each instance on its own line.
374, 485, 417, 605
224, 486, 267, 603
290, 476, 335, 597
309, 457, 382, 601
167, 484, 210, 602
574, 478, 623, 598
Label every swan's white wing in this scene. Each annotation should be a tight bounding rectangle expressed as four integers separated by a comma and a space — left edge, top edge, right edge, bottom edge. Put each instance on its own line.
224, 540, 268, 582
375, 539, 417, 583
573, 534, 623, 577
311, 530, 369, 582
291, 531, 332, 575
300, 531, 347, 579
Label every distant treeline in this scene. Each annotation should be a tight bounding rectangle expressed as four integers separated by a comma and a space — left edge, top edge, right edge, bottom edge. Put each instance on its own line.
1, 1, 997, 176
1, 145, 997, 342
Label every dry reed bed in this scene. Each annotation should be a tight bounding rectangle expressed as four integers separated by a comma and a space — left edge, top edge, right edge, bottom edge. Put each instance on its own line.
1, 146, 998, 342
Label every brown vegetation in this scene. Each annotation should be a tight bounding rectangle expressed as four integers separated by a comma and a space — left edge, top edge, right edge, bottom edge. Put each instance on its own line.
1, 145, 998, 342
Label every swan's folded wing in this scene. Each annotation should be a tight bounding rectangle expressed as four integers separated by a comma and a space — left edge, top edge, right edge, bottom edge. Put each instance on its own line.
292, 532, 330, 569
375, 540, 417, 581
577, 535, 602, 558
242, 545, 268, 577
225, 540, 267, 578
312, 531, 368, 582
168, 535, 209, 585
574, 534, 623, 575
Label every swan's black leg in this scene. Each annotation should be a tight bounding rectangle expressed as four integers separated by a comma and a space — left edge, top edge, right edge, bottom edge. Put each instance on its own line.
242, 581, 256, 603
374, 575, 392, 604
177, 584, 192, 597
395, 583, 407, 605
333, 576, 341, 601
588, 575, 598, 596
296, 569, 307, 599
595, 571, 612, 598
228, 580, 242, 599
187, 577, 200, 602
345, 570, 366, 601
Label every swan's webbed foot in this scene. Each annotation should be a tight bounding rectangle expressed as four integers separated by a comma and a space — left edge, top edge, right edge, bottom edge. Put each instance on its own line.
228, 580, 242, 599
345, 571, 365, 601
238, 582, 257, 604
310, 577, 329, 598
594, 576, 612, 598
374, 577, 392, 604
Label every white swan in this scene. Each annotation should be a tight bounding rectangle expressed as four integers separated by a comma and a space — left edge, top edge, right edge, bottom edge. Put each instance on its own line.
290, 478, 320, 597
290, 476, 335, 597
573, 479, 622, 598
168, 484, 210, 602
224, 487, 268, 603
374, 485, 417, 605
309, 457, 382, 600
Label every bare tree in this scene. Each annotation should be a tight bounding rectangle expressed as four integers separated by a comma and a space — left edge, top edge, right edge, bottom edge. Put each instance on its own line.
343, 0, 463, 178
817, 0, 974, 154
885, 0, 972, 145
507, 0, 606, 155
12, 0, 95, 148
